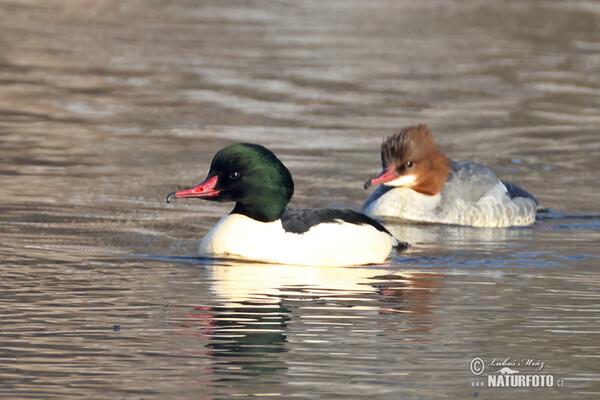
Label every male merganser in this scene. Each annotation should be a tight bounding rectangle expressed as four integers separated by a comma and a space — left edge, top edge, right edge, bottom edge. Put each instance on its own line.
362, 125, 539, 227
167, 143, 402, 266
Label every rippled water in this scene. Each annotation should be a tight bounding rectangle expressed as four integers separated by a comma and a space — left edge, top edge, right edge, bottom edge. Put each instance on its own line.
1, 0, 600, 398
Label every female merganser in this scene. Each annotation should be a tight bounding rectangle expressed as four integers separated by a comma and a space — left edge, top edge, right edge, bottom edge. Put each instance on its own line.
167, 143, 402, 266
362, 125, 539, 227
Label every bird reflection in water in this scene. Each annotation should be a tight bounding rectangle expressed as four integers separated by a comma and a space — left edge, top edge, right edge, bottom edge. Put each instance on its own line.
172, 260, 443, 381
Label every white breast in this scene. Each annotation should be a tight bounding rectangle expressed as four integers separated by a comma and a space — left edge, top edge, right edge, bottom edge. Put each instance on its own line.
199, 213, 396, 267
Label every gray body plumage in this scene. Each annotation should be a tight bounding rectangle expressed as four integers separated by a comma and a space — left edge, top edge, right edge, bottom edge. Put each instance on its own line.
362, 162, 538, 227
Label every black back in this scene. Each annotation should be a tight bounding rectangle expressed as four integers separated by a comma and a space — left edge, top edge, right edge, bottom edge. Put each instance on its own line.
281, 208, 392, 235
501, 180, 538, 205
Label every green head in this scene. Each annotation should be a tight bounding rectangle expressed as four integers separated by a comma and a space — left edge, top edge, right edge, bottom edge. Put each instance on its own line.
167, 143, 294, 222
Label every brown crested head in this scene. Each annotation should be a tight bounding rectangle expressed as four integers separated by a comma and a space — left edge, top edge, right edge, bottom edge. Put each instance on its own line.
377, 124, 451, 195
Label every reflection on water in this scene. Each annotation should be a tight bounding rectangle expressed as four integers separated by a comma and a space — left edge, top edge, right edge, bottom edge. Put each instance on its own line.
1, 0, 600, 398
170, 261, 444, 393
175, 301, 289, 381
386, 220, 534, 252
208, 262, 442, 326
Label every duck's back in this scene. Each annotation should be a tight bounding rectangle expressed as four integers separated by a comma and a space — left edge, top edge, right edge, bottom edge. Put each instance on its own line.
440, 162, 538, 226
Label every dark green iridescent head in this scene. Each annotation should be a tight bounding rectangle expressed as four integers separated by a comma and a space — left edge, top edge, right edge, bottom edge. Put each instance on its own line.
169, 143, 294, 222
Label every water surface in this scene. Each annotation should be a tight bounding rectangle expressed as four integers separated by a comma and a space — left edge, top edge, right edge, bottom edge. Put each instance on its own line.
1, 0, 599, 398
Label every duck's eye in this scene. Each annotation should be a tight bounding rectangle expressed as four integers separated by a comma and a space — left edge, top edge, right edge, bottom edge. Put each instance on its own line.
406, 161, 413, 168
229, 171, 240, 180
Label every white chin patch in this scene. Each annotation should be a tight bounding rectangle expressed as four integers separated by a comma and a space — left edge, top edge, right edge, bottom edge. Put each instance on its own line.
384, 174, 417, 187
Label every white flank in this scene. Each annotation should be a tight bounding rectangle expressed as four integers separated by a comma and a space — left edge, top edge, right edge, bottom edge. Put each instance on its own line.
199, 214, 396, 267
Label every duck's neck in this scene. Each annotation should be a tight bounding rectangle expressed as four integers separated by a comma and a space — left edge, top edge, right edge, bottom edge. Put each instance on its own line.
413, 150, 451, 196
232, 201, 286, 223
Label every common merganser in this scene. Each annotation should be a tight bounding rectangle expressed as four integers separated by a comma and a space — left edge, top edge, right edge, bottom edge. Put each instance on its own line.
167, 143, 403, 266
362, 125, 539, 227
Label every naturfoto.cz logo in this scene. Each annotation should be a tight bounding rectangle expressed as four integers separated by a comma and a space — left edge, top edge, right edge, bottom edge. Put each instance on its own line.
469, 357, 564, 388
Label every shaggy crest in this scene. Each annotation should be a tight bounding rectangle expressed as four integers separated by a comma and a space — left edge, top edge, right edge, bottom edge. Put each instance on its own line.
381, 124, 436, 168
